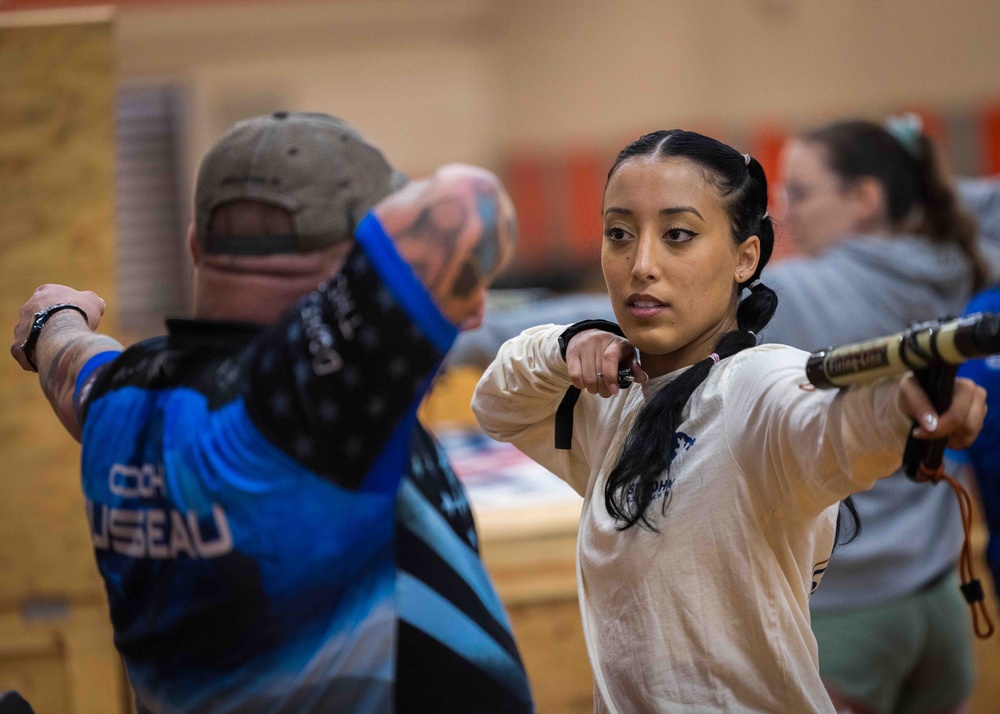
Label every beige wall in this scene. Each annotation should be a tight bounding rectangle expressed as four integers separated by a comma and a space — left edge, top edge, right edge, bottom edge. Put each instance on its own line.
115, 0, 1000, 164
116, 0, 506, 181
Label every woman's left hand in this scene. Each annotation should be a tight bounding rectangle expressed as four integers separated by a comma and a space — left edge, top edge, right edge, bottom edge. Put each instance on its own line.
898, 374, 987, 449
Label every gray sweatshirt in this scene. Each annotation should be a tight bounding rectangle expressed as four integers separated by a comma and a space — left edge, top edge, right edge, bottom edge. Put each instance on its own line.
759, 234, 974, 610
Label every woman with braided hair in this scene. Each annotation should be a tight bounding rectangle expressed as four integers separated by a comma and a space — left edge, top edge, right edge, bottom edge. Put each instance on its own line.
471, 129, 986, 713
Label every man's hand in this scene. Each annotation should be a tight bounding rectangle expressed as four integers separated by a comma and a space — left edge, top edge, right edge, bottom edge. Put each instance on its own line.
11, 284, 107, 372
374, 164, 517, 331
11, 284, 122, 441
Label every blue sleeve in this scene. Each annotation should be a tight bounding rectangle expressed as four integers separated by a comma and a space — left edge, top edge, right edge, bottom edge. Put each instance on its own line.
956, 288, 1000, 580
242, 212, 458, 490
73, 350, 123, 424
964, 287, 1000, 315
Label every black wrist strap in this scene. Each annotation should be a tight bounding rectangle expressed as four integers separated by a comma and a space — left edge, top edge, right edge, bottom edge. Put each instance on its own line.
557, 319, 624, 361
20, 303, 89, 371
555, 319, 625, 450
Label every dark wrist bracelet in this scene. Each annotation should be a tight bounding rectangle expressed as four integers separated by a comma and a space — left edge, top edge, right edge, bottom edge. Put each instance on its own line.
554, 319, 628, 451
557, 319, 624, 361
20, 303, 89, 371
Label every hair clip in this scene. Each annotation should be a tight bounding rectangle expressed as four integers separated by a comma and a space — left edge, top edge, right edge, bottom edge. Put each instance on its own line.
884, 113, 923, 158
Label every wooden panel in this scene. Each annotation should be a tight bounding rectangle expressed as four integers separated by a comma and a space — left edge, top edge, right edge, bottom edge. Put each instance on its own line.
419, 366, 481, 431
479, 520, 579, 606
0, 633, 70, 714
0, 22, 116, 603
0, 604, 125, 714
507, 598, 593, 714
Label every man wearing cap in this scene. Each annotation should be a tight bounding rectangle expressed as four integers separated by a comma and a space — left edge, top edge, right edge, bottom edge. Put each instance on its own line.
11, 113, 533, 713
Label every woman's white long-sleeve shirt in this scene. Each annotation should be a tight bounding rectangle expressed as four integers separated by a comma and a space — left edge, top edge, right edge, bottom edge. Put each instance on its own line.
471, 325, 912, 714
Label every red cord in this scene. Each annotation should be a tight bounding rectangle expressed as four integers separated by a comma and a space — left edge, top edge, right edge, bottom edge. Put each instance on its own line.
929, 468, 996, 639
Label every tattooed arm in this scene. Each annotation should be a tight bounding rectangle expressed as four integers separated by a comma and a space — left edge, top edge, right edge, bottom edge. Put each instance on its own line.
373, 164, 517, 329
11, 285, 124, 442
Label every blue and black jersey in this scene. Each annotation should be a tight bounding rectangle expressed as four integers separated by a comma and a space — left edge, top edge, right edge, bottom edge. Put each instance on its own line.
75, 214, 534, 713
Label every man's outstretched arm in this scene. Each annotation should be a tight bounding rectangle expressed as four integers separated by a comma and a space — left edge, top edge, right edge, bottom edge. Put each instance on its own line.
11, 285, 124, 441
240, 164, 518, 490
373, 163, 517, 330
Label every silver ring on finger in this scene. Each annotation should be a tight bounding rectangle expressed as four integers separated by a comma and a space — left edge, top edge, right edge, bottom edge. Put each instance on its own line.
596, 371, 604, 379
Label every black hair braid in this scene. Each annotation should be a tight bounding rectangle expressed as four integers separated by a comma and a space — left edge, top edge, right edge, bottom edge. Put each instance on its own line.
603, 329, 758, 530
603, 132, 779, 531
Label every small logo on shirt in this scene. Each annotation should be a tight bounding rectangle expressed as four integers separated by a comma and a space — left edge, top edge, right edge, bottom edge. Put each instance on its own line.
625, 432, 695, 504
299, 272, 364, 377
674, 432, 696, 453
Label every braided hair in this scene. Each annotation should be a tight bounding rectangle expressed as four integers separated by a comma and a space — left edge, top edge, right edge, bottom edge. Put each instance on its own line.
602, 130, 779, 531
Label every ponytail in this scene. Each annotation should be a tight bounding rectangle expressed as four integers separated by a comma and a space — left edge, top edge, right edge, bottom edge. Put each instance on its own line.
806, 119, 988, 292
911, 134, 989, 291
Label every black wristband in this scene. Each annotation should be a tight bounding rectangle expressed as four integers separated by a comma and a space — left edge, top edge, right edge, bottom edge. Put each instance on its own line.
557, 319, 624, 361
20, 303, 89, 371
554, 319, 626, 451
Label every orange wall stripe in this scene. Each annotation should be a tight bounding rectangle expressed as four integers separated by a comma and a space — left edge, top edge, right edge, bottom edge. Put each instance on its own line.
749, 125, 795, 262
505, 156, 549, 269
981, 104, 1000, 176
566, 150, 605, 257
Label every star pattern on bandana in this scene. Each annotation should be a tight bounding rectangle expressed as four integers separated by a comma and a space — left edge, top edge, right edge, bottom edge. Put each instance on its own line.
388, 357, 408, 380
244, 249, 443, 488
318, 399, 338, 423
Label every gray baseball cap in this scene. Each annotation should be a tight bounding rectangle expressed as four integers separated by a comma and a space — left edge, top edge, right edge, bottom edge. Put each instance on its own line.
195, 111, 408, 255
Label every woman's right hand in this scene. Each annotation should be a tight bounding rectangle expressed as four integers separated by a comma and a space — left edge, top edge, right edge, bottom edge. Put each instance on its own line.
565, 329, 648, 398
898, 373, 987, 449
